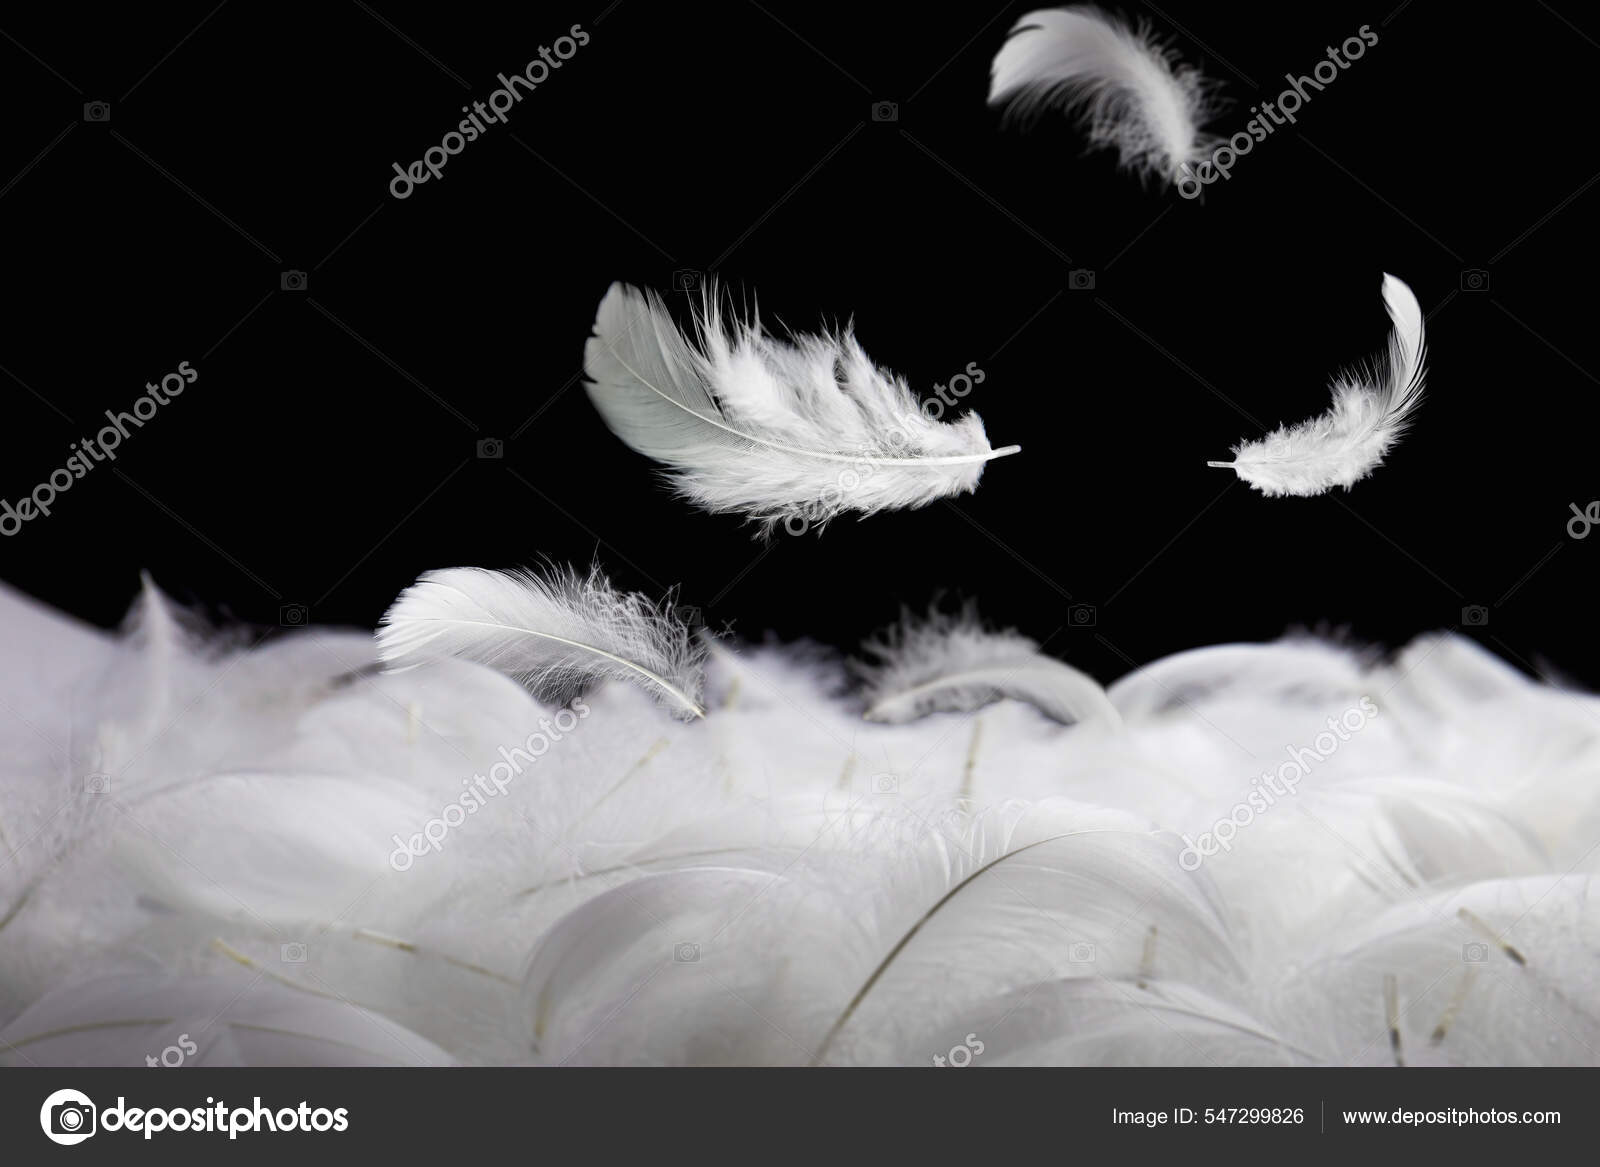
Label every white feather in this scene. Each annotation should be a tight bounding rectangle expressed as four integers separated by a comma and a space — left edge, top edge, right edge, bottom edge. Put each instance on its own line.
989, 6, 1218, 183
583, 282, 1020, 535
801, 810, 1245, 1066
854, 606, 1121, 729
376, 564, 707, 719
1108, 640, 1371, 719
1209, 274, 1429, 496
980, 978, 1315, 1066
0, 971, 453, 1066
1274, 876, 1600, 1066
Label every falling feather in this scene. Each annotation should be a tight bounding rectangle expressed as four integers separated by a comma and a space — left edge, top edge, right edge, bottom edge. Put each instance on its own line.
376, 564, 707, 719
583, 282, 1020, 535
1209, 274, 1428, 496
853, 606, 1121, 729
989, 6, 1219, 184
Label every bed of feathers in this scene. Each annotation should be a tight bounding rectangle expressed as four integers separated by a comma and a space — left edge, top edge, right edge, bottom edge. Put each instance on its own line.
2, 577, 1597, 1067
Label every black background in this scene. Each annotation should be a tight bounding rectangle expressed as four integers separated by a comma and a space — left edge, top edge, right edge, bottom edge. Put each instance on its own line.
1, 0, 1595, 686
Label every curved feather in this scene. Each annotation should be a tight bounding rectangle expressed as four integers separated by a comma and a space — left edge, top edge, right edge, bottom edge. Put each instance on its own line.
988, 6, 1218, 183
975, 978, 1319, 1066
583, 282, 1019, 535
1210, 274, 1428, 496
1274, 876, 1600, 1066
0, 972, 453, 1066
519, 863, 799, 1065
854, 607, 1121, 728
1108, 641, 1370, 719
376, 564, 706, 719
809, 816, 1245, 1064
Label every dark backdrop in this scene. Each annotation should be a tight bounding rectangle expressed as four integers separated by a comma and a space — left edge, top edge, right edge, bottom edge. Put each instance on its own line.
2, 0, 1596, 686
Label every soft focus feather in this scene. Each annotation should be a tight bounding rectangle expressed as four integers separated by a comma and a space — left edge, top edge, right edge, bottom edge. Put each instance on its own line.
854, 606, 1121, 728
989, 6, 1218, 183
583, 282, 1019, 535
1108, 640, 1371, 719
376, 564, 706, 719
1210, 274, 1428, 496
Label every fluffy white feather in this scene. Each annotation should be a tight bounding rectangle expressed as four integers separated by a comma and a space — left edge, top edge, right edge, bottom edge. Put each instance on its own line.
989, 6, 1218, 183
1209, 274, 1428, 496
376, 564, 706, 719
853, 606, 1121, 729
583, 282, 1020, 535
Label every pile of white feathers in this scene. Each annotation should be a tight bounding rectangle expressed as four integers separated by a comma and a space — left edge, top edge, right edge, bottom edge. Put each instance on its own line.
2, 576, 1597, 1067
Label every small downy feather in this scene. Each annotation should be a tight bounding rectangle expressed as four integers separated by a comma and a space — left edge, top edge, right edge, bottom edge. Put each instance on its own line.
376, 564, 707, 720
989, 6, 1218, 184
1209, 274, 1428, 496
853, 606, 1121, 729
583, 282, 1019, 535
